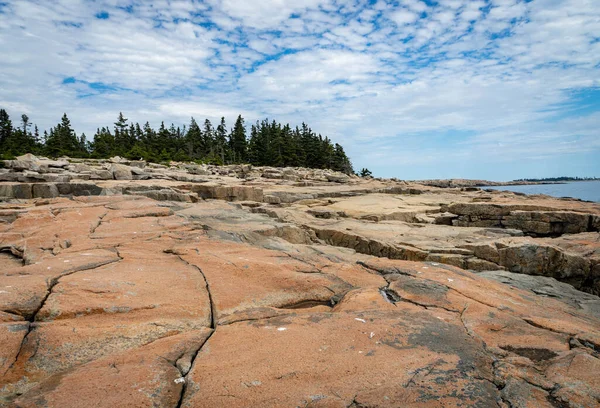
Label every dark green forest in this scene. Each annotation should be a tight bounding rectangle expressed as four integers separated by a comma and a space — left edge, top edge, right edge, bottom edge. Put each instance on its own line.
0, 109, 354, 174
514, 177, 600, 182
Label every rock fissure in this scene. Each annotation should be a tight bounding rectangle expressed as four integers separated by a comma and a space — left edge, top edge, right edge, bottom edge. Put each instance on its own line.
3, 253, 122, 377
174, 329, 215, 408
89, 210, 108, 234
167, 254, 218, 408
1, 159, 599, 407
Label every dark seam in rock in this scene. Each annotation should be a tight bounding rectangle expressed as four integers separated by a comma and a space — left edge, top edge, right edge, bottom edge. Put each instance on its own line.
3, 253, 122, 376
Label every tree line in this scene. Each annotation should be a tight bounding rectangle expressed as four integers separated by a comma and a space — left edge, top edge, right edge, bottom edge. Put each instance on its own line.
514, 177, 599, 182
0, 109, 354, 174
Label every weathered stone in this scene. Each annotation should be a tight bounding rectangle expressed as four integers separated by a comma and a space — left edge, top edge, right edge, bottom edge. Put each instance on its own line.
504, 210, 592, 235
32, 183, 59, 198
263, 194, 281, 204
192, 184, 263, 202
325, 173, 351, 183
129, 160, 146, 169
0, 183, 33, 199
434, 212, 457, 225
108, 156, 129, 164
110, 163, 133, 180
72, 163, 92, 172
90, 169, 113, 180
7, 159, 41, 172
132, 189, 193, 202
39, 159, 69, 168
592, 215, 600, 231
0, 195, 599, 407
129, 166, 146, 176
68, 182, 104, 196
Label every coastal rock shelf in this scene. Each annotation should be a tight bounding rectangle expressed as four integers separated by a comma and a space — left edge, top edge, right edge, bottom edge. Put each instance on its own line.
1, 155, 600, 407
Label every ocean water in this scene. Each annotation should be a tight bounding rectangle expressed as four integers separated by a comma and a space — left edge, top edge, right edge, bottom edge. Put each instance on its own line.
482, 181, 600, 202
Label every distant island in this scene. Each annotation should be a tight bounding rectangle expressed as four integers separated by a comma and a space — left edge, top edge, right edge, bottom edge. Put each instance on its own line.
412, 177, 599, 188
512, 176, 600, 183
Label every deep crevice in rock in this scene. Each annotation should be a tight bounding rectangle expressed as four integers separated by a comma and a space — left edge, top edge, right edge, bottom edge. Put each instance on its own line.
169, 254, 217, 408
3, 253, 122, 377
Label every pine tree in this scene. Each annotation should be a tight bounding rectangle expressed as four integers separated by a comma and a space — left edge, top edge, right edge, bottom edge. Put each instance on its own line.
0, 109, 12, 156
215, 117, 228, 164
90, 127, 114, 158
230, 115, 247, 163
202, 119, 214, 159
0, 109, 353, 171
185, 117, 202, 159
45, 113, 81, 157
113, 112, 130, 155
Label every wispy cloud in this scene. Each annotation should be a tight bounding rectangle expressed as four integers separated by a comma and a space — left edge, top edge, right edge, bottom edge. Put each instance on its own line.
0, 0, 598, 179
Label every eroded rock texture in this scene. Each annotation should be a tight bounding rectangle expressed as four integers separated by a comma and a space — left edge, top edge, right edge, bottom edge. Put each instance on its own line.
0, 194, 598, 408
1, 157, 600, 407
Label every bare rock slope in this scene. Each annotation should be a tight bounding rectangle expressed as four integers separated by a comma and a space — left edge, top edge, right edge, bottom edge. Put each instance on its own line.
0, 155, 599, 407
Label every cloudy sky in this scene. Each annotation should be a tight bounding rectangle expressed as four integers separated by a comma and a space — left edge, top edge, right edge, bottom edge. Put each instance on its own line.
0, 0, 599, 180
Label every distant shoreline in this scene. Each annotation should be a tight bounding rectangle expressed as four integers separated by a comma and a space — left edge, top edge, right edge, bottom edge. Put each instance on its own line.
411, 178, 599, 188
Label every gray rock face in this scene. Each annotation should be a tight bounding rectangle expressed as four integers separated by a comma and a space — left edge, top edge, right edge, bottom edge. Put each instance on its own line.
447, 203, 597, 236
325, 173, 350, 183
110, 164, 133, 180
0, 183, 33, 199
7, 159, 41, 172
479, 270, 600, 319
90, 170, 113, 180
192, 184, 263, 202
32, 183, 59, 198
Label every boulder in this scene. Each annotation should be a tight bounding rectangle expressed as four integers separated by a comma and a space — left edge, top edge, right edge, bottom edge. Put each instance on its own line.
498, 243, 591, 281
56, 182, 104, 196
39, 159, 69, 168
110, 164, 133, 180
325, 173, 351, 183
0, 183, 33, 199
592, 215, 600, 231
503, 211, 592, 236
90, 170, 113, 180
192, 184, 263, 202
109, 156, 129, 164
71, 163, 92, 173
129, 160, 146, 169
263, 194, 281, 204
15, 153, 38, 162
7, 159, 41, 172
0, 172, 19, 182
32, 183, 59, 199
130, 167, 146, 176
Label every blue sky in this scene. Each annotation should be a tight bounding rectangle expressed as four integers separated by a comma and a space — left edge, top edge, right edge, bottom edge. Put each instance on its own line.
0, 0, 598, 180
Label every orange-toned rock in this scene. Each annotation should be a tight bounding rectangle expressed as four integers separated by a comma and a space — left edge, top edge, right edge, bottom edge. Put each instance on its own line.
0, 191, 598, 408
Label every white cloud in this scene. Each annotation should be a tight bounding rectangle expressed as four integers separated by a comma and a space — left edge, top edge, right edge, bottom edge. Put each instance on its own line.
389, 8, 419, 25
0, 0, 598, 178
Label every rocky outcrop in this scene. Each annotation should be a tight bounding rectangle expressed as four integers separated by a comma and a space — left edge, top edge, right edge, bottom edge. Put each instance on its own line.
1, 157, 600, 406
0, 196, 599, 408
192, 183, 263, 202
443, 203, 598, 236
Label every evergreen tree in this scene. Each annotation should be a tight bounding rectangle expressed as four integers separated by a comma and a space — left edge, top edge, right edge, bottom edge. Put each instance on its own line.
90, 127, 114, 158
185, 117, 202, 159
113, 112, 130, 155
21, 114, 30, 136
0, 109, 354, 172
215, 117, 228, 164
0, 109, 12, 156
45, 113, 82, 157
202, 119, 214, 158
229, 115, 247, 163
